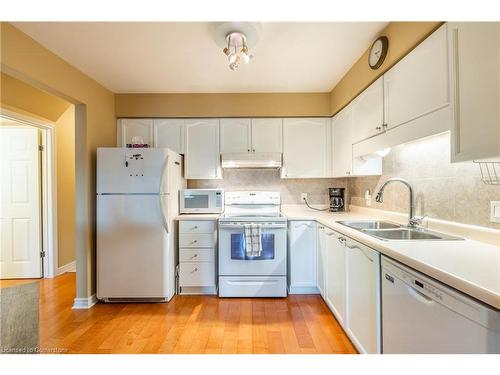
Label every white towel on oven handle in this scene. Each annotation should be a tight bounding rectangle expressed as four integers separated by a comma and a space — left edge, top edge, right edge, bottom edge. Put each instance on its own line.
244, 223, 262, 257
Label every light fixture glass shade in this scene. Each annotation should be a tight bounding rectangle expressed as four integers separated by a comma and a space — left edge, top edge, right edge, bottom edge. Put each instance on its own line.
223, 31, 253, 71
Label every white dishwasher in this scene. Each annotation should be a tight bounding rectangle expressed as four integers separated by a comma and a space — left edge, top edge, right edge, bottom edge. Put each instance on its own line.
381, 256, 500, 354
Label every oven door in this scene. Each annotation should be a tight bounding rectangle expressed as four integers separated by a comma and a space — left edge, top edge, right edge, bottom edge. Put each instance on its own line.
218, 222, 287, 276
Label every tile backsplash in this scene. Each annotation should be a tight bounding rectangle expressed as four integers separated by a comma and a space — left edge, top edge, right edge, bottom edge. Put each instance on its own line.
188, 132, 499, 230
349, 132, 500, 230
188, 169, 346, 205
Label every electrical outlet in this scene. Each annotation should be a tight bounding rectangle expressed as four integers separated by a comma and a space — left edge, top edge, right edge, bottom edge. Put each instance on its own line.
301, 193, 308, 202
490, 201, 500, 223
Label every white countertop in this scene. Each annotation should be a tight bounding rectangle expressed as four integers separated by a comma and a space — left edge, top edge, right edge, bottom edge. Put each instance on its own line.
281, 205, 500, 310
175, 213, 221, 221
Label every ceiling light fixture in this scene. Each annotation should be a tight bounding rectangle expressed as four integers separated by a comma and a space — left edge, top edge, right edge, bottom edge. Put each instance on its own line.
223, 32, 253, 71
214, 22, 260, 72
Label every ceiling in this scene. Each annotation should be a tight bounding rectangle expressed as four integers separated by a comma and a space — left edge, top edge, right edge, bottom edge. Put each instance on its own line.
13, 22, 388, 93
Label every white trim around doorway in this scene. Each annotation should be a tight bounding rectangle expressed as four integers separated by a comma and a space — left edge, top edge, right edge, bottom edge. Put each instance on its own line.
0, 108, 58, 278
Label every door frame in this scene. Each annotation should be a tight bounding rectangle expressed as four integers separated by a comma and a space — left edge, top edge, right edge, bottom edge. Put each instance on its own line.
1, 108, 58, 278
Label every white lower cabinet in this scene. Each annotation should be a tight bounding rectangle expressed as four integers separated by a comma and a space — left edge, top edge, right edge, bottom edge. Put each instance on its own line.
345, 237, 381, 354
318, 225, 381, 354
287, 221, 318, 294
325, 229, 346, 325
178, 219, 217, 294
316, 225, 327, 299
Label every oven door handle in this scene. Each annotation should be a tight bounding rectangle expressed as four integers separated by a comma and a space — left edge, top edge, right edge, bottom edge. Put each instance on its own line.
218, 223, 287, 229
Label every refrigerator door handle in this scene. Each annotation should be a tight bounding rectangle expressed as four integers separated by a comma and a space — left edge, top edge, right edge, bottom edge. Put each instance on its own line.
159, 155, 169, 194
159, 154, 170, 233
160, 193, 170, 233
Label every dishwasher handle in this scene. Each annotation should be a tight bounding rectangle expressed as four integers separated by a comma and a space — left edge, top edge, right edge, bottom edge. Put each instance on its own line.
407, 284, 434, 305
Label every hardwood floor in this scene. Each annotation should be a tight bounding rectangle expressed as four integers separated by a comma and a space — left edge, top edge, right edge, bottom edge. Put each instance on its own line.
37, 273, 356, 354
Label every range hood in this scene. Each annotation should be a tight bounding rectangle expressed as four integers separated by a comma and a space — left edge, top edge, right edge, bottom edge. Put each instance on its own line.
221, 152, 282, 169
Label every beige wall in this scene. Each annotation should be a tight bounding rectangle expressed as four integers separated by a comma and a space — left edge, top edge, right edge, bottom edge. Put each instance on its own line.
1, 73, 77, 268
0, 72, 71, 121
329, 22, 443, 115
1, 22, 116, 299
115, 92, 331, 118
55, 105, 76, 266
349, 132, 500, 230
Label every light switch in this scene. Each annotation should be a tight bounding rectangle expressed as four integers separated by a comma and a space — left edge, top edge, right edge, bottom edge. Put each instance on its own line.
490, 201, 500, 223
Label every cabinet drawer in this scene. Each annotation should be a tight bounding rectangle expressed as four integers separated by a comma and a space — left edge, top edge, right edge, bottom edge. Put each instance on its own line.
179, 234, 214, 248
179, 220, 215, 234
179, 248, 215, 262
179, 262, 215, 287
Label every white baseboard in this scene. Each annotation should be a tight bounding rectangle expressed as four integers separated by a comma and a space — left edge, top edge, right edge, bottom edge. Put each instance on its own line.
72, 294, 97, 309
56, 260, 76, 276
288, 286, 320, 295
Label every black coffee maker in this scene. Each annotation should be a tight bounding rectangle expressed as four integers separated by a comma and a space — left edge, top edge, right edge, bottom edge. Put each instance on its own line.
329, 188, 345, 212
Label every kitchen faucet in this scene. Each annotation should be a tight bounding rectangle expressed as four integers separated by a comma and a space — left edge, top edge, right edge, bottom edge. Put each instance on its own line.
375, 177, 424, 228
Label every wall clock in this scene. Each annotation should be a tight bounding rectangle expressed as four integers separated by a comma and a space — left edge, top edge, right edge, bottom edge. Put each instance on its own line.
368, 36, 389, 70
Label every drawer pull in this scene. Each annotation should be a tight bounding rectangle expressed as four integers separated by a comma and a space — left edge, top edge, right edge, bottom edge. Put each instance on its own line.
190, 254, 198, 259
191, 268, 198, 274
191, 240, 198, 244
192, 226, 198, 230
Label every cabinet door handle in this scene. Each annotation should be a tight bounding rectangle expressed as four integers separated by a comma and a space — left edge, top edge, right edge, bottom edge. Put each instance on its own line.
252, 149, 255, 152
192, 226, 198, 230
376, 126, 382, 131
338, 236, 346, 244
346, 243, 374, 263
190, 268, 198, 274
247, 149, 250, 152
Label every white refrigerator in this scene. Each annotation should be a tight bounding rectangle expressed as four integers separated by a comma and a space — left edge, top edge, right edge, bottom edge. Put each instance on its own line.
96, 148, 185, 302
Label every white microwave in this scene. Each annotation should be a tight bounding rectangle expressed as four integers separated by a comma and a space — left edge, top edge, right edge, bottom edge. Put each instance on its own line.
179, 189, 224, 214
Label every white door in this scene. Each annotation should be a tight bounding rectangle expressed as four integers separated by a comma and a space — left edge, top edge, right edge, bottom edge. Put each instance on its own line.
351, 77, 385, 142
287, 221, 318, 293
0, 126, 42, 279
449, 22, 500, 161
345, 238, 381, 354
326, 230, 346, 324
384, 25, 449, 130
332, 106, 353, 177
251, 118, 283, 153
118, 119, 153, 147
282, 118, 330, 178
153, 119, 184, 154
184, 119, 221, 179
316, 225, 327, 299
220, 118, 251, 153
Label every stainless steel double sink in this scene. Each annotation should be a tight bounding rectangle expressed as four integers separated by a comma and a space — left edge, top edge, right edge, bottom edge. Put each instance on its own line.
338, 220, 463, 241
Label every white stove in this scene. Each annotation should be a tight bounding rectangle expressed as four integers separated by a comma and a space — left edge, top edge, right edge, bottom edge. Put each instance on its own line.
218, 191, 287, 297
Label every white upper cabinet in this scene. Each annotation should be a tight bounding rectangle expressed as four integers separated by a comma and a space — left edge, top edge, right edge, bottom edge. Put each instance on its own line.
332, 107, 353, 177
184, 119, 221, 179
153, 119, 184, 154
448, 22, 500, 161
251, 118, 283, 153
117, 119, 153, 147
220, 118, 282, 154
282, 118, 330, 178
384, 25, 449, 130
220, 118, 252, 153
351, 77, 385, 143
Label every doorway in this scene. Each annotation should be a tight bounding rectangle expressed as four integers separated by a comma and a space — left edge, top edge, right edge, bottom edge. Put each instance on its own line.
0, 113, 57, 279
